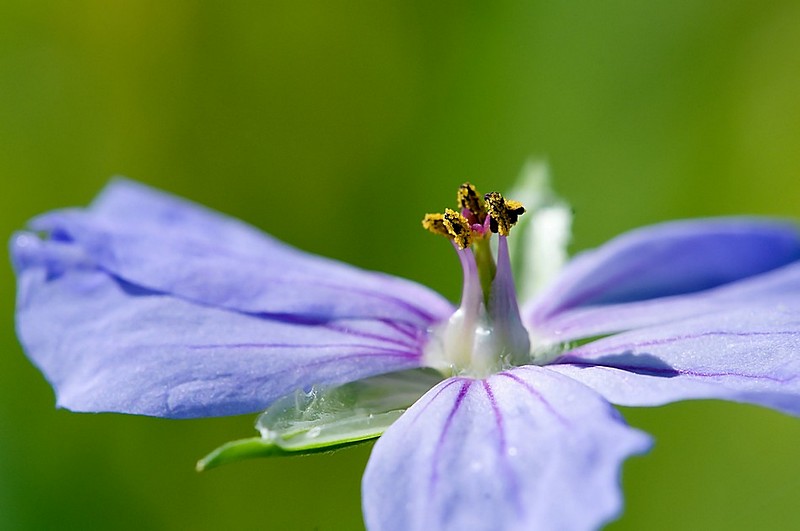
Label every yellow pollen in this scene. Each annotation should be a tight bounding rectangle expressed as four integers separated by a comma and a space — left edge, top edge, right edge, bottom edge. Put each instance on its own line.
443, 209, 472, 249
484, 192, 526, 236
457, 182, 486, 218
422, 210, 472, 248
422, 213, 450, 238
423, 184, 526, 245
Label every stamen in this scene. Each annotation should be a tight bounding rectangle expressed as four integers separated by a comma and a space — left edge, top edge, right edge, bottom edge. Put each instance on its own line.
487, 235, 531, 367
423, 210, 473, 249
457, 182, 487, 220
421, 183, 532, 378
442, 209, 472, 249
484, 192, 526, 236
422, 213, 450, 238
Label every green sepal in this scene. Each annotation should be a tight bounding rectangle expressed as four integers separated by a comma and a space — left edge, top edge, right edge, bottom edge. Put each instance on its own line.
196, 434, 376, 471
196, 368, 442, 471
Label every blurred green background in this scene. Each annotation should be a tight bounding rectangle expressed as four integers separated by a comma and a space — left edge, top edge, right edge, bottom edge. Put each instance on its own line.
2, 1, 799, 529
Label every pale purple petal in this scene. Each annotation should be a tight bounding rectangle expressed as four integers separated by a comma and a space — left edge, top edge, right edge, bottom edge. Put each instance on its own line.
534, 260, 800, 342
525, 218, 800, 338
362, 367, 651, 531
12, 232, 428, 419
30, 178, 453, 326
548, 303, 800, 416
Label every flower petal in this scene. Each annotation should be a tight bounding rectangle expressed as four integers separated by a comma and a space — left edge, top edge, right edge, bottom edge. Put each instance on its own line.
29, 178, 453, 326
535, 259, 800, 342
549, 303, 800, 416
362, 367, 651, 531
526, 218, 800, 338
12, 232, 429, 418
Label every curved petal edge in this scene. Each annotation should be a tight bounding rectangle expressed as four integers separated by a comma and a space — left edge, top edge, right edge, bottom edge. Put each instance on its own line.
550, 303, 800, 416
362, 366, 651, 531
12, 233, 427, 418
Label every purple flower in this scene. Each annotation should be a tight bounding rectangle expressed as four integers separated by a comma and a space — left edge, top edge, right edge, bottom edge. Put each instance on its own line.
11, 172, 800, 531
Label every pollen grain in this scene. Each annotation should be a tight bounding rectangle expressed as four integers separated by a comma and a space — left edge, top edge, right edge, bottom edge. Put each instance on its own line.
485, 192, 526, 236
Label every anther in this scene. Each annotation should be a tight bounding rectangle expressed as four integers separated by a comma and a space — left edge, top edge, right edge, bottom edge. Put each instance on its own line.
442, 209, 472, 249
484, 192, 526, 236
457, 183, 487, 219
422, 213, 450, 238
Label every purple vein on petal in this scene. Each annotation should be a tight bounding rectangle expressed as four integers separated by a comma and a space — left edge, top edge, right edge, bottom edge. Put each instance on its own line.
109, 269, 436, 347
560, 360, 798, 384
498, 370, 570, 427
482, 381, 506, 451
264, 351, 421, 381
376, 318, 424, 340
322, 322, 421, 349
482, 380, 523, 516
97, 253, 443, 323
184, 342, 419, 356
551, 258, 657, 313
290, 351, 419, 363
565, 330, 800, 359
215, 273, 442, 321
244, 278, 445, 323
405, 378, 464, 429
429, 380, 473, 491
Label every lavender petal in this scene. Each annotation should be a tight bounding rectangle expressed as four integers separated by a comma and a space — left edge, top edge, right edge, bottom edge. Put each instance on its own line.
29, 178, 453, 326
550, 303, 800, 416
12, 232, 426, 418
526, 218, 800, 338
535, 259, 800, 343
362, 367, 651, 531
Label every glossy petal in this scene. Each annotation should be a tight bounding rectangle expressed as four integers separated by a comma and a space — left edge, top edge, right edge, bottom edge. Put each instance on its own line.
526, 218, 800, 338
362, 367, 651, 531
549, 303, 800, 416
535, 260, 800, 342
12, 232, 430, 418
30, 178, 453, 326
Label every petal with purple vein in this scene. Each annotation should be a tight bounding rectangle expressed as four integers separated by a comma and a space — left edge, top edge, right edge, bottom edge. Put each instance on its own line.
549, 303, 800, 416
533, 260, 800, 343
526, 218, 800, 333
29, 178, 454, 326
362, 366, 651, 531
12, 233, 425, 419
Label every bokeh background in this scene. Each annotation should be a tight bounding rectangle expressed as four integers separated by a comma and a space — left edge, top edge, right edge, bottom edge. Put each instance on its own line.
2, 1, 799, 529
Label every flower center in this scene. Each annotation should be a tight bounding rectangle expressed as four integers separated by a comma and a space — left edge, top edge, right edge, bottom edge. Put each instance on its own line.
421, 183, 532, 378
